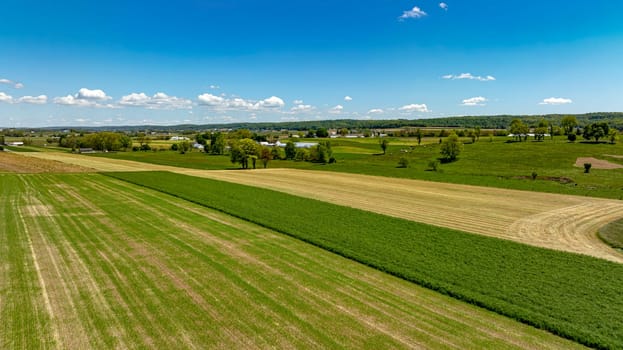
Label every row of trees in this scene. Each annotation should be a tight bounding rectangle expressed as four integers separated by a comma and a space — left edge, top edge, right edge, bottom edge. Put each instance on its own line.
509, 117, 618, 143
228, 139, 335, 169
59, 132, 132, 151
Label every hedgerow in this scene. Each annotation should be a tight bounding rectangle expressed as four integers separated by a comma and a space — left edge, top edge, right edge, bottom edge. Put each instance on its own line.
107, 171, 623, 349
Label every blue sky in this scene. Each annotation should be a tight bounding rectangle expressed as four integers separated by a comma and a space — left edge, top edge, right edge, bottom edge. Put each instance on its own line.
1, 0, 623, 127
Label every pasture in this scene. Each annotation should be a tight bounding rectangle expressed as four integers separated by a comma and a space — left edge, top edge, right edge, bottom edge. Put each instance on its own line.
0, 173, 584, 349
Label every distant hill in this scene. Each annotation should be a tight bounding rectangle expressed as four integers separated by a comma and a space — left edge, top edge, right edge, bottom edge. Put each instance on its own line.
13, 112, 623, 133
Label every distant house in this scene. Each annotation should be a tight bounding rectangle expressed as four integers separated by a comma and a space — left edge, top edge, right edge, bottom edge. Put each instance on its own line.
294, 142, 318, 149
7, 141, 24, 146
192, 143, 205, 150
170, 136, 190, 141
79, 148, 95, 153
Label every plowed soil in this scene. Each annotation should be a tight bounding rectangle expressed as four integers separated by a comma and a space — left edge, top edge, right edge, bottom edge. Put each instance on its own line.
0, 151, 91, 173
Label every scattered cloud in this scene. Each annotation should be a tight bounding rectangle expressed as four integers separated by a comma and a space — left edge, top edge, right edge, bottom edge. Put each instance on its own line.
291, 104, 314, 113
119, 92, 192, 110
197, 93, 285, 111
0, 92, 13, 103
367, 108, 384, 114
0, 78, 23, 89
76, 88, 111, 101
257, 96, 285, 109
399, 103, 429, 113
461, 96, 487, 106
293, 99, 304, 105
54, 88, 113, 107
209, 84, 220, 89
442, 73, 496, 81
329, 104, 344, 114
17, 95, 48, 105
344, 95, 353, 102
197, 93, 225, 106
399, 6, 427, 20
540, 97, 573, 105
439, 2, 448, 11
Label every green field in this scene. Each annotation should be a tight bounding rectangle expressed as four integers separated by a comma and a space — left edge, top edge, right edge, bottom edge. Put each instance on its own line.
599, 218, 623, 249
2, 173, 586, 349
107, 171, 623, 349
90, 136, 623, 199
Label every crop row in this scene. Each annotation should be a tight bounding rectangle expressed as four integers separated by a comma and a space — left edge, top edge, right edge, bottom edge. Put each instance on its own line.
107, 171, 623, 349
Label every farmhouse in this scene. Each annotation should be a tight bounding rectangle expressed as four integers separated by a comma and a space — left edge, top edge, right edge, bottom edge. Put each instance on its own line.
170, 136, 190, 141
6, 141, 24, 146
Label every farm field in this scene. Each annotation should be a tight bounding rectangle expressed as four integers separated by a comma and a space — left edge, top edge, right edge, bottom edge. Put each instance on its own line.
0, 173, 585, 349
93, 136, 623, 199
17, 151, 623, 262
107, 171, 623, 349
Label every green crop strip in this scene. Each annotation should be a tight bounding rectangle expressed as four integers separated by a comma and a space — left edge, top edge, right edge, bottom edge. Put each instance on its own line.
106, 171, 623, 349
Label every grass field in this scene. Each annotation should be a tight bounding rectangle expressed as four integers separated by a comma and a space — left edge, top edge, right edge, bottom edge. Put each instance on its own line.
107, 171, 623, 349
0, 173, 585, 349
84, 136, 623, 199
599, 218, 623, 250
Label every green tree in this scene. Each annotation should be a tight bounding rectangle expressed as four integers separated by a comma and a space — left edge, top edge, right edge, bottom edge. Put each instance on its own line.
415, 128, 423, 145
178, 141, 192, 154
440, 132, 463, 162
285, 141, 296, 160
509, 119, 529, 141
316, 128, 329, 138
583, 122, 609, 142
534, 119, 548, 141
209, 132, 225, 155
609, 129, 618, 144
260, 146, 272, 168
561, 116, 578, 135
380, 138, 389, 154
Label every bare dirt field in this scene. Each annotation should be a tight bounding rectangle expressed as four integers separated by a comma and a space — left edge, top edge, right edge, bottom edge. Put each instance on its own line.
19, 151, 623, 263
574, 157, 623, 169
0, 151, 92, 173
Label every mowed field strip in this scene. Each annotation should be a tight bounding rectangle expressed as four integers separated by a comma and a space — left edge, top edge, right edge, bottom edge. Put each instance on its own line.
20, 151, 623, 262
0, 173, 584, 349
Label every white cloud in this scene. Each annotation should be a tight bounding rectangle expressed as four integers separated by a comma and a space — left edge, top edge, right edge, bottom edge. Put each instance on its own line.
17, 95, 48, 105
256, 96, 285, 109
54, 88, 113, 107
399, 103, 429, 113
0, 78, 23, 89
119, 92, 192, 110
329, 104, 344, 114
367, 108, 384, 114
540, 97, 573, 105
462, 96, 488, 106
197, 93, 285, 111
76, 88, 111, 100
344, 95, 353, 102
443, 73, 496, 81
439, 2, 448, 11
399, 6, 427, 20
198, 93, 225, 106
291, 104, 314, 113
293, 99, 304, 105
0, 92, 13, 103
209, 84, 220, 89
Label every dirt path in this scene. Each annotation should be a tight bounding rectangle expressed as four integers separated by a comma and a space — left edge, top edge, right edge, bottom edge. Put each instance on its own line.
19, 152, 623, 263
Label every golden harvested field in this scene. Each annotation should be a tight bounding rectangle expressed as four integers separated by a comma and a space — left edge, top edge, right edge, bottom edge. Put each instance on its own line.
20, 151, 623, 262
